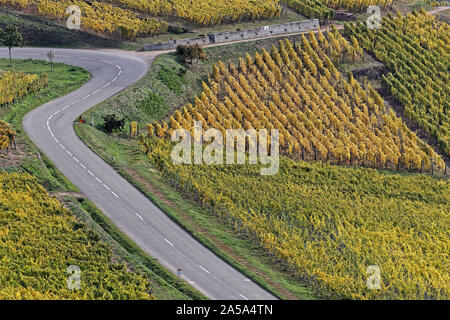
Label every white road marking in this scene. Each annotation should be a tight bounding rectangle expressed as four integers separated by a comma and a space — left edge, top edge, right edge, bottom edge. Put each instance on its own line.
198, 265, 210, 274
244, 279, 251, 282
164, 238, 174, 247
42, 60, 124, 208
239, 294, 249, 300
136, 213, 144, 220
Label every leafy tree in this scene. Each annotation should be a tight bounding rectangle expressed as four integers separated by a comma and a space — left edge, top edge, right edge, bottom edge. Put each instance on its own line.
0, 24, 24, 67
176, 44, 208, 64
103, 114, 125, 134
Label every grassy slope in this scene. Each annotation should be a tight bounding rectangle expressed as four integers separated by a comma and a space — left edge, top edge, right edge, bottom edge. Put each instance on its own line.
76, 39, 333, 300
0, 59, 204, 300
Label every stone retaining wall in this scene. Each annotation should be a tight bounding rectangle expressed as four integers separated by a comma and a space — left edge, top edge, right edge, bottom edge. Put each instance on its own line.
144, 19, 319, 51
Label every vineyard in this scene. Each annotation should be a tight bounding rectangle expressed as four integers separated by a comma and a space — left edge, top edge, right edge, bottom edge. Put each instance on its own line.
345, 10, 450, 156
0, 0, 168, 39
0, 172, 155, 299
0, 71, 48, 108
0, 0, 398, 31
146, 28, 445, 174
110, 0, 282, 26
139, 136, 450, 299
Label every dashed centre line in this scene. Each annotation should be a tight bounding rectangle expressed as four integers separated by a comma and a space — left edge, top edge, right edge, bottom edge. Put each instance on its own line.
198, 265, 210, 274
164, 238, 174, 247
111, 191, 120, 199
45, 60, 123, 208
136, 213, 144, 220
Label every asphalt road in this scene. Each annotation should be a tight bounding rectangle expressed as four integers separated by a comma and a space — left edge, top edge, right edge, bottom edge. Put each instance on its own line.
0, 47, 276, 300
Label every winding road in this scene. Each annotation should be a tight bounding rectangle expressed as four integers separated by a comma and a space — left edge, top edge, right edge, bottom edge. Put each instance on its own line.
0, 47, 276, 300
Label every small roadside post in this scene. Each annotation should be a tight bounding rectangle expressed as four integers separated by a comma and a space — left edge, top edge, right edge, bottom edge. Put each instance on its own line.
47, 50, 54, 72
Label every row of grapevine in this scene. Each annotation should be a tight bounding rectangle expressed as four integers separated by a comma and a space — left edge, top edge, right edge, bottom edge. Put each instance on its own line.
0, 71, 48, 107
0, 120, 16, 152
110, 0, 282, 26
283, 0, 393, 21
345, 10, 450, 155
0, 172, 156, 299
139, 136, 450, 299
283, 0, 334, 21
147, 27, 445, 173
0, 0, 168, 39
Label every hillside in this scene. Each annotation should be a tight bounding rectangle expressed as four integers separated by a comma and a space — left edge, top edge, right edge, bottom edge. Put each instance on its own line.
0, 0, 449, 303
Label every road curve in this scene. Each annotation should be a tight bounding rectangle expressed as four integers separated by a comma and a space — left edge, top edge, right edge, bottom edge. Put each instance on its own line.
1, 47, 276, 300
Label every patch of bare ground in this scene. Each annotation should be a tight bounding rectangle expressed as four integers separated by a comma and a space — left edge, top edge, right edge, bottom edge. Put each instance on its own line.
123, 167, 301, 300
377, 86, 450, 172
51, 191, 85, 198
0, 143, 27, 168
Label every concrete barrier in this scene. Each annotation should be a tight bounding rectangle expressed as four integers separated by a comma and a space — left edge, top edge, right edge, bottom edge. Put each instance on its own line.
144, 36, 211, 51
